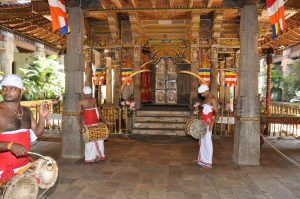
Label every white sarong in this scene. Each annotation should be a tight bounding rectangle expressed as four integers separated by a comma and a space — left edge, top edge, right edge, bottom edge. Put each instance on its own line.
85, 139, 105, 162
197, 126, 213, 167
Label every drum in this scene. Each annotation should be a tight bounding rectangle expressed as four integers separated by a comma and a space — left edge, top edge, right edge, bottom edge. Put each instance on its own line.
30, 156, 58, 190
185, 119, 207, 139
82, 124, 109, 143
0, 172, 38, 199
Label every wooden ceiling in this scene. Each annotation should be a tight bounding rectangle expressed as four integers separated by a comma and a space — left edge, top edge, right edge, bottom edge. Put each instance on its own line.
0, 2, 67, 50
0, 0, 299, 55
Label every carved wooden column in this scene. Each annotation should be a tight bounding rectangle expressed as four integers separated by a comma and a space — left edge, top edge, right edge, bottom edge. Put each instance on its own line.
219, 61, 225, 106
105, 53, 112, 104
266, 50, 273, 115
190, 12, 201, 107
113, 46, 121, 108
211, 46, 219, 98
233, 5, 260, 165
190, 43, 199, 107
0, 32, 14, 75
133, 45, 141, 109
84, 46, 92, 87
62, 7, 84, 158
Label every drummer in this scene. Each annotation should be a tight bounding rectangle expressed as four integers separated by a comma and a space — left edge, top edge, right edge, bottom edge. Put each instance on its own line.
0, 74, 48, 183
77, 86, 106, 163
196, 84, 219, 170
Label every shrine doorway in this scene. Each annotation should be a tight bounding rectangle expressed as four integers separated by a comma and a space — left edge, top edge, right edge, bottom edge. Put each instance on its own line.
149, 57, 191, 106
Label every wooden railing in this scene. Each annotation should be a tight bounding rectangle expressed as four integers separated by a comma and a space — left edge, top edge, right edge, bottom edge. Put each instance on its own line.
262, 102, 300, 138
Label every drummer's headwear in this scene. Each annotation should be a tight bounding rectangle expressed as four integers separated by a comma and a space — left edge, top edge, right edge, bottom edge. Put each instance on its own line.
0, 74, 23, 89
83, 86, 92, 95
198, 84, 209, 94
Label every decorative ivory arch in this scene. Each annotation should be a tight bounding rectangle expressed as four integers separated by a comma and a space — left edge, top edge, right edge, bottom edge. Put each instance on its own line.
178, 71, 207, 85
140, 60, 155, 69
96, 65, 119, 105
120, 69, 151, 99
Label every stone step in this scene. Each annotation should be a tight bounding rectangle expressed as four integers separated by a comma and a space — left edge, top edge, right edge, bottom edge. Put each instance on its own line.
136, 110, 191, 117
134, 116, 191, 123
133, 122, 186, 129
132, 129, 186, 136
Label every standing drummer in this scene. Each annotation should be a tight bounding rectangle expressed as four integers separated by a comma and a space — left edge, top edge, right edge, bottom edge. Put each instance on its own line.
196, 84, 219, 170
0, 74, 48, 183
77, 86, 106, 163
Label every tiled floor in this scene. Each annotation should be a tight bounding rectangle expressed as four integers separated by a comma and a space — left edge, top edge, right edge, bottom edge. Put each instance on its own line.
30, 134, 300, 199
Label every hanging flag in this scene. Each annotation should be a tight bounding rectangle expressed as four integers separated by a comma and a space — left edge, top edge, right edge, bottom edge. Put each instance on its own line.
224, 70, 237, 87
121, 68, 133, 86
266, 0, 286, 39
198, 68, 211, 86
48, 0, 70, 34
92, 68, 106, 85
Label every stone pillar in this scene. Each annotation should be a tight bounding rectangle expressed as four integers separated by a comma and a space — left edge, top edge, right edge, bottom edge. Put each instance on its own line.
113, 46, 121, 108
62, 7, 85, 158
233, 5, 260, 165
133, 45, 141, 109
33, 43, 46, 58
190, 44, 199, 107
0, 32, 14, 75
211, 46, 219, 98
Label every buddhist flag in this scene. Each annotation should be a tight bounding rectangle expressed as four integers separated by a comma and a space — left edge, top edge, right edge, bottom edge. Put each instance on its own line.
224, 70, 237, 87
266, 0, 286, 39
198, 68, 211, 86
121, 68, 133, 86
48, 0, 70, 34
92, 68, 106, 85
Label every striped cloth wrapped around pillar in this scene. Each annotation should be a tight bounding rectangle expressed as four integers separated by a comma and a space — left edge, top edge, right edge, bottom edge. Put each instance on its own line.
92, 68, 106, 85
224, 70, 237, 87
121, 68, 133, 85
198, 68, 211, 86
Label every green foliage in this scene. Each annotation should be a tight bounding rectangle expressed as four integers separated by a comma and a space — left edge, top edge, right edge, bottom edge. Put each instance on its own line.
19, 56, 65, 100
282, 58, 300, 101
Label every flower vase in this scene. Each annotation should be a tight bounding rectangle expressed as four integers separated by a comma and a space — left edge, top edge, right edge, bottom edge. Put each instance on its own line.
128, 115, 133, 133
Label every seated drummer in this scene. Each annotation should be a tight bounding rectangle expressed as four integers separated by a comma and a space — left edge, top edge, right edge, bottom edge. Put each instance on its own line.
0, 74, 48, 183
77, 86, 106, 163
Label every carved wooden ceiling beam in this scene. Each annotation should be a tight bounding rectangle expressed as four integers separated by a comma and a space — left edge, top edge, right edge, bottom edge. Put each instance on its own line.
106, 13, 119, 40
189, 0, 194, 8
23, 28, 43, 34
191, 11, 201, 41
129, 12, 140, 40
150, 0, 156, 8
130, 0, 137, 8
170, 0, 174, 8
212, 10, 223, 39
207, 0, 214, 8
112, 0, 123, 9
98, 0, 107, 9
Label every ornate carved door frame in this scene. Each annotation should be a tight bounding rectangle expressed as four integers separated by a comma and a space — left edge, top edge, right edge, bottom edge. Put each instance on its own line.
155, 57, 177, 104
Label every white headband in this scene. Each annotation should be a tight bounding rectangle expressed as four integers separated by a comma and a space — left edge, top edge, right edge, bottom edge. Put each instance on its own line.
0, 74, 23, 89
83, 86, 92, 94
198, 84, 209, 94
